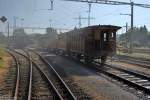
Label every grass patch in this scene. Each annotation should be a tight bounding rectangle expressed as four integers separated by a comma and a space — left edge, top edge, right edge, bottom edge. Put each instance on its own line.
0, 60, 4, 68
0, 48, 6, 68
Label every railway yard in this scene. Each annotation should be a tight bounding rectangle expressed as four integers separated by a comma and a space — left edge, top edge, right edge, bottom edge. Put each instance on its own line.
0, 25, 150, 100
0, 49, 149, 100
1, 0, 150, 100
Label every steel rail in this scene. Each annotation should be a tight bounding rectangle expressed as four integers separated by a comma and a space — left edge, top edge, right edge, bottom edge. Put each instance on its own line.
113, 56, 150, 69
117, 47, 150, 54
99, 68, 150, 94
27, 53, 32, 100
16, 49, 33, 100
47, 51, 150, 96
118, 56, 150, 65
11, 49, 32, 100
93, 61, 150, 95
95, 61, 150, 80
95, 61, 150, 81
29, 50, 77, 100
14, 50, 64, 100
61, 54, 150, 96
106, 64, 150, 80
6, 50, 20, 100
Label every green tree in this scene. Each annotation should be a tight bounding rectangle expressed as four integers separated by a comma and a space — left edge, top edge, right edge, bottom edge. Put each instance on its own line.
119, 25, 149, 47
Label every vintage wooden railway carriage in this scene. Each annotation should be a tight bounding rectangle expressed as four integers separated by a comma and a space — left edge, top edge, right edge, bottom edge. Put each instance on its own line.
54, 25, 121, 63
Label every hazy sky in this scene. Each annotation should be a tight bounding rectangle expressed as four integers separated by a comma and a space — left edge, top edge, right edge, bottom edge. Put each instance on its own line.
0, 0, 150, 34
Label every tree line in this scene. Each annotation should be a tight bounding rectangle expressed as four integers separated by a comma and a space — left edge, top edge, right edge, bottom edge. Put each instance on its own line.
119, 25, 150, 48
0, 27, 58, 49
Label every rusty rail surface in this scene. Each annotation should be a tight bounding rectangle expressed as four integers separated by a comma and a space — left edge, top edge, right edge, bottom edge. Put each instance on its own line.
10, 50, 32, 100
14, 50, 64, 100
29, 50, 77, 100
93, 61, 150, 95
6, 50, 20, 100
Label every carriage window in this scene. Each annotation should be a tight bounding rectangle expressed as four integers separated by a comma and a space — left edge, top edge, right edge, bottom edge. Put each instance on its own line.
104, 33, 107, 41
112, 32, 114, 38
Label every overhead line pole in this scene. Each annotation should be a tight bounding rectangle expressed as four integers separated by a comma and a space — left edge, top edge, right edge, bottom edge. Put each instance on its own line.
130, 2, 134, 53
77, 14, 82, 28
88, 3, 91, 26
74, 14, 93, 28
74, 14, 86, 28
125, 22, 128, 50
122, 22, 129, 51
7, 22, 9, 38
50, 0, 54, 10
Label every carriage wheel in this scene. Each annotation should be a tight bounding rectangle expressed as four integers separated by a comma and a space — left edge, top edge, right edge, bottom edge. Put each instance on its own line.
85, 56, 93, 64
77, 54, 81, 61
101, 56, 107, 65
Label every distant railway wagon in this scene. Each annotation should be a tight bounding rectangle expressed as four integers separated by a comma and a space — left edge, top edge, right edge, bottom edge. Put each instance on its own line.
50, 25, 121, 63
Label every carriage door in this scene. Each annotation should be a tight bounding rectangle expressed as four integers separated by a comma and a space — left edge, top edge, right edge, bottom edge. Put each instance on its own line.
101, 31, 109, 51
94, 30, 100, 51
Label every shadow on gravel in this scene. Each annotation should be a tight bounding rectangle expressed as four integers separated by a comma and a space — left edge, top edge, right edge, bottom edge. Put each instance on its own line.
41, 52, 105, 78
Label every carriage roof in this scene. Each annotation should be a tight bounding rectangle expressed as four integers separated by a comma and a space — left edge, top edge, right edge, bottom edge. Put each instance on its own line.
85, 25, 121, 30
65, 25, 121, 34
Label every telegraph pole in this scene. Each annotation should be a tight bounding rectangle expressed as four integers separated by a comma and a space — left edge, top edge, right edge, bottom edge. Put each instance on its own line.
87, 3, 95, 26
120, 2, 134, 53
74, 13, 94, 28
13, 16, 17, 30
7, 22, 10, 48
125, 22, 128, 33
21, 18, 24, 27
78, 15, 82, 28
49, 19, 52, 27
122, 22, 129, 51
74, 14, 87, 28
34, 0, 54, 11
7, 22, 9, 38
50, 0, 54, 10
125, 22, 128, 50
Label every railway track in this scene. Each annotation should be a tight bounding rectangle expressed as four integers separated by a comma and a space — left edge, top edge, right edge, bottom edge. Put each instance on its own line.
108, 55, 150, 69
117, 48, 150, 54
7, 49, 76, 100
7, 50, 32, 100
44, 50, 150, 97
40, 51, 93, 100
106, 56, 150, 76
15, 50, 66, 100
1, 51, 19, 100
58, 53, 150, 99
93, 61, 150, 97
17, 48, 150, 99
109, 55, 150, 69
26, 50, 77, 100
